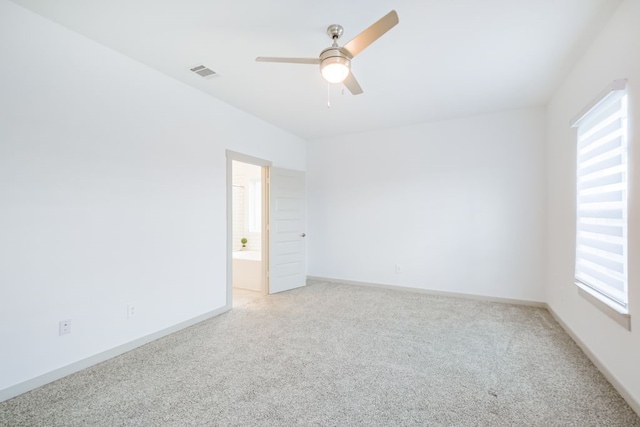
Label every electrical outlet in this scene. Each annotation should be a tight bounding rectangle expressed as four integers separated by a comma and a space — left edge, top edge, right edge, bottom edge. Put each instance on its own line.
395, 264, 402, 274
127, 304, 136, 319
59, 319, 71, 336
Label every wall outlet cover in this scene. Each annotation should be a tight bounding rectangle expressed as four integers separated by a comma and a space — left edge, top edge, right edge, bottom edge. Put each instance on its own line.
59, 319, 71, 336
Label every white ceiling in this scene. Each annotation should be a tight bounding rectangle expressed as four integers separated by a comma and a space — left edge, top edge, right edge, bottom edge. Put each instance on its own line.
11, 0, 621, 140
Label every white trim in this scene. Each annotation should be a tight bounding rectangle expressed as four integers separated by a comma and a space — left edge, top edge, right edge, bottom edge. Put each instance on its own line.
576, 283, 631, 330
570, 79, 627, 127
0, 306, 230, 403
307, 276, 546, 308
225, 150, 272, 167
262, 167, 270, 295
545, 304, 639, 417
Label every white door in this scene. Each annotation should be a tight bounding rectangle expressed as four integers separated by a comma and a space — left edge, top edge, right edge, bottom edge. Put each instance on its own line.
269, 167, 306, 294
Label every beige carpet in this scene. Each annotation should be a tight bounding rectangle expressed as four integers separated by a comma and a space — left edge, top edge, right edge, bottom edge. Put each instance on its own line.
1, 281, 638, 426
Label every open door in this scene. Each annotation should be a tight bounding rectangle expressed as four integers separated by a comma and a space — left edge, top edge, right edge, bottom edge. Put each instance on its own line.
269, 167, 306, 294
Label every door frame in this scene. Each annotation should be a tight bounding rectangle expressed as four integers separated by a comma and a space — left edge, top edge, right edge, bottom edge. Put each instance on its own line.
226, 150, 272, 309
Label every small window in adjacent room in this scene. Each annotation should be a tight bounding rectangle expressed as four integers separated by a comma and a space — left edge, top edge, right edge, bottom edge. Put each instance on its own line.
571, 79, 629, 315
248, 179, 261, 233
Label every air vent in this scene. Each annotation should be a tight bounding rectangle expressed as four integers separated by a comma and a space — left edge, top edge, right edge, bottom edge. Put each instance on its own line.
190, 65, 216, 78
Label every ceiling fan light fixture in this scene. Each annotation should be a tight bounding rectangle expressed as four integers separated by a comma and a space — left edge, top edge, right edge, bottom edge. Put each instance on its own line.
320, 56, 350, 84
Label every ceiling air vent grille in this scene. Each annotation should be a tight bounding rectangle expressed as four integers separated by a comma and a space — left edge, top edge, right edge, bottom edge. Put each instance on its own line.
190, 65, 216, 78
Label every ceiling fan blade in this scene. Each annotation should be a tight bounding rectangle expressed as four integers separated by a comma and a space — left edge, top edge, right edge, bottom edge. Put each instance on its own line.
342, 10, 399, 58
343, 72, 363, 95
255, 57, 319, 65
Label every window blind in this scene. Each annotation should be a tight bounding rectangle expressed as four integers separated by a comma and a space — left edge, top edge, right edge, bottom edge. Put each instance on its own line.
573, 84, 628, 309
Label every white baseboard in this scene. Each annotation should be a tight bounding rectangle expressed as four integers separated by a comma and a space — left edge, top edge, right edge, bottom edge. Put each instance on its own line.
307, 276, 546, 308
0, 305, 231, 403
545, 304, 640, 417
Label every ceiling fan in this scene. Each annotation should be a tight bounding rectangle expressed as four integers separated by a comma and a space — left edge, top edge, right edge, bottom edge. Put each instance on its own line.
256, 10, 399, 95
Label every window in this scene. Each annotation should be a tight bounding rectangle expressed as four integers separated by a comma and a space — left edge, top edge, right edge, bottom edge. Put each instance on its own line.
572, 79, 628, 313
248, 179, 261, 233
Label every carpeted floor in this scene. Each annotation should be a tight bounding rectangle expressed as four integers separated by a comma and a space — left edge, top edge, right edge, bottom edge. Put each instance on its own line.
1, 281, 638, 426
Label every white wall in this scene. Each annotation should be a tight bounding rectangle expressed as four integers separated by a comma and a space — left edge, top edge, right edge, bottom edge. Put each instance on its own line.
546, 0, 640, 407
307, 108, 547, 302
0, 0, 305, 396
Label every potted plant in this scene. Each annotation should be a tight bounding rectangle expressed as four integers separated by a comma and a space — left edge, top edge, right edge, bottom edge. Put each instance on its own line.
241, 237, 248, 249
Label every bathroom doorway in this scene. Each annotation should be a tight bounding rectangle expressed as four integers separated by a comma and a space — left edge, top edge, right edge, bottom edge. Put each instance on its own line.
226, 151, 271, 309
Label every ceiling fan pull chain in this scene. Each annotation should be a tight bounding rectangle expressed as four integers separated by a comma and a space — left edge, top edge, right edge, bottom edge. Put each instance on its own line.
327, 82, 331, 108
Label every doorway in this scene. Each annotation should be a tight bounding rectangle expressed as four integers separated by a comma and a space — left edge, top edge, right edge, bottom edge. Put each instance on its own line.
227, 152, 271, 308
231, 160, 266, 307
226, 150, 308, 310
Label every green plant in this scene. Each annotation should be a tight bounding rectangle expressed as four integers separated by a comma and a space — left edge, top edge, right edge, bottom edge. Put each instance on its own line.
241, 237, 248, 247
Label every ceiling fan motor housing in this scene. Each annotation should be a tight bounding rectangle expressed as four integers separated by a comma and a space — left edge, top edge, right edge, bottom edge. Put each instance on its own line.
319, 47, 351, 83
320, 47, 351, 64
